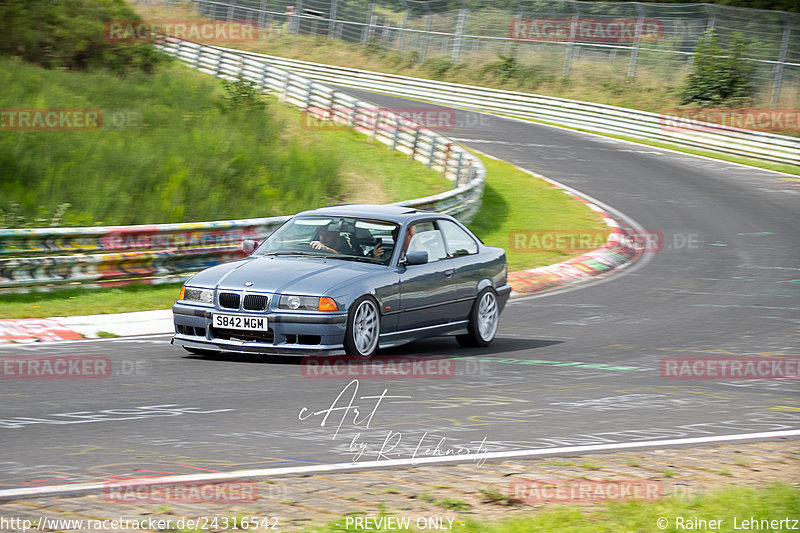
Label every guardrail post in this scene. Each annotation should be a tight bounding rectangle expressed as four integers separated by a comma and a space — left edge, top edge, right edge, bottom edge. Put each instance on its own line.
280, 71, 290, 103
442, 143, 452, 178
428, 136, 437, 167
370, 109, 382, 141
328, 90, 336, 121
392, 116, 401, 149
260, 62, 269, 91
215, 48, 224, 78
304, 81, 313, 111
772, 13, 791, 108
410, 126, 420, 160
350, 102, 359, 127
227, 0, 234, 23
455, 151, 464, 186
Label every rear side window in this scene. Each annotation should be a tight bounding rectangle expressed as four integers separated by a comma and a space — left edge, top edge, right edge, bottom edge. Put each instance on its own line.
408, 221, 449, 262
439, 220, 478, 256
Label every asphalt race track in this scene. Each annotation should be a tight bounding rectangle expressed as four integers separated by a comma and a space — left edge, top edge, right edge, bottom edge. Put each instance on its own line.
1, 92, 798, 491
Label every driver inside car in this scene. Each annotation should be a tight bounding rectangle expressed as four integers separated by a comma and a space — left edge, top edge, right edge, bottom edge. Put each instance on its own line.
310, 227, 355, 255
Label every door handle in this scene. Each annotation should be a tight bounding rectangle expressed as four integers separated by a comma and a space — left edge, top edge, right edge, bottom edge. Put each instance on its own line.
444, 269, 454, 278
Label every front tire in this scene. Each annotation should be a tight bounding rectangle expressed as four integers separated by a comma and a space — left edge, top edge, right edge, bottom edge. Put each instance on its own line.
456, 287, 499, 348
344, 296, 380, 358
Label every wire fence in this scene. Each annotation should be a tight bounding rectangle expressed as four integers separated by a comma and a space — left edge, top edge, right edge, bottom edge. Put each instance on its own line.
176, 0, 799, 107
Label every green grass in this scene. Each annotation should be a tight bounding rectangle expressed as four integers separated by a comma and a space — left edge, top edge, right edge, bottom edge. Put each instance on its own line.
302, 484, 799, 532
0, 57, 341, 226
432, 497, 471, 511
268, 103, 449, 205
467, 154, 609, 273
0, 283, 184, 319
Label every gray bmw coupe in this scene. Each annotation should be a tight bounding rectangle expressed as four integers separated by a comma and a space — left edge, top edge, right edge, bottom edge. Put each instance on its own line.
172, 205, 511, 357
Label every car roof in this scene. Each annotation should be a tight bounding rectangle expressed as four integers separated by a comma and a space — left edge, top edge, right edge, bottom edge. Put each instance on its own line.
295, 204, 450, 224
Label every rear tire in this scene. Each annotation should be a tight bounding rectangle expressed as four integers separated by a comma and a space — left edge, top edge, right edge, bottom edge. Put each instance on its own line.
344, 296, 380, 358
456, 287, 499, 348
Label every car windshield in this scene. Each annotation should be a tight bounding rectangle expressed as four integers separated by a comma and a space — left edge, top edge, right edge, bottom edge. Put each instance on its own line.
255, 216, 400, 265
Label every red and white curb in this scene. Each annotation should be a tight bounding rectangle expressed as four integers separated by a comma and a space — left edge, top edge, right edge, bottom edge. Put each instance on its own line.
0, 310, 173, 344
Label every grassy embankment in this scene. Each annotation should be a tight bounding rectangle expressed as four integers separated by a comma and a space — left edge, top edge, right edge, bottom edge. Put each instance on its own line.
131, 1, 800, 177
1, 57, 607, 318
301, 483, 799, 532
141, 483, 799, 532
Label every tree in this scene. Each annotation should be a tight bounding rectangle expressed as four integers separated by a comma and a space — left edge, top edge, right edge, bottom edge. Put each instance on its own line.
680, 30, 753, 107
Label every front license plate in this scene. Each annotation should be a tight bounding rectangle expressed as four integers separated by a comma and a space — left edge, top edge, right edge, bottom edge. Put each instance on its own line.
213, 313, 268, 331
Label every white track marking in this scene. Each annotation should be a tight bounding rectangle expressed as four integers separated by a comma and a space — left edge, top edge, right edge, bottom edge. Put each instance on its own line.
0, 430, 797, 501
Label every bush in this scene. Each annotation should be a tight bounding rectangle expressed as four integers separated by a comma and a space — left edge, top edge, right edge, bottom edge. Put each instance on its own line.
0, 0, 165, 73
222, 75, 268, 111
680, 30, 753, 107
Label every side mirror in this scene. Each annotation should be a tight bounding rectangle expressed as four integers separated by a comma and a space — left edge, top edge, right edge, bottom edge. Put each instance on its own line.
242, 239, 258, 255
405, 251, 428, 265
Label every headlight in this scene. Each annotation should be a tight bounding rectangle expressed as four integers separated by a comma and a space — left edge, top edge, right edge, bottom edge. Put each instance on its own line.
279, 295, 338, 311
182, 287, 214, 305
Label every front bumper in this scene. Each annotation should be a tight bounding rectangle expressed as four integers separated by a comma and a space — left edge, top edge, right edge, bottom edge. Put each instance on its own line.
171, 302, 348, 356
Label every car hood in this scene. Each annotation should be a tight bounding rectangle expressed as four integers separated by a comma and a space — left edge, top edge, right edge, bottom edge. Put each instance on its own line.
187, 255, 380, 295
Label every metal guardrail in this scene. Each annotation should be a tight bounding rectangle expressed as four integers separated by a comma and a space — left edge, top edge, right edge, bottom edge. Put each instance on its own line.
0, 39, 486, 290
190, 0, 799, 107
215, 45, 800, 167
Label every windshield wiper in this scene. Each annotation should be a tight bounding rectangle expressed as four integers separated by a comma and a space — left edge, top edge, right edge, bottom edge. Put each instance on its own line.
262, 251, 320, 257
336, 256, 382, 264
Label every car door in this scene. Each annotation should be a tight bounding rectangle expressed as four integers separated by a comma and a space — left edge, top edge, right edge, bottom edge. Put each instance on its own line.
397, 222, 459, 332
438, 219, 482, 319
